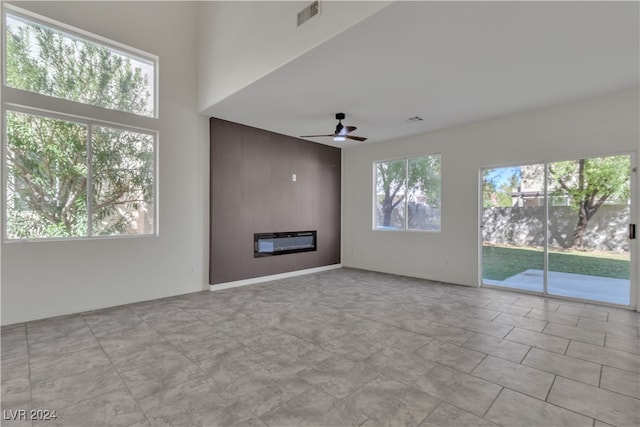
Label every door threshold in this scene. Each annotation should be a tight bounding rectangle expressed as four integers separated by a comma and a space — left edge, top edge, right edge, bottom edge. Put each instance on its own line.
481, 282, 635, 311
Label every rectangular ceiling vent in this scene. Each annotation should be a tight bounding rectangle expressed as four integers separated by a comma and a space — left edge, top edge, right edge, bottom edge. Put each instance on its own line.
298, 1, 320, 27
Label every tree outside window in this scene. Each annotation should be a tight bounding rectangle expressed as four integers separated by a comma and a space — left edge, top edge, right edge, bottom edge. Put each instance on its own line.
3, 8, 157, 240
375, 154, 441, 231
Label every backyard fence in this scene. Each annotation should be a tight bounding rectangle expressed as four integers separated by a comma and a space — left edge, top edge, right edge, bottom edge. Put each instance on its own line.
482, 205, 630, 252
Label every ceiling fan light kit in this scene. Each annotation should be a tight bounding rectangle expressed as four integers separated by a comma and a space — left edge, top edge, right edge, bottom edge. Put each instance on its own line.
300, 113, 367, 142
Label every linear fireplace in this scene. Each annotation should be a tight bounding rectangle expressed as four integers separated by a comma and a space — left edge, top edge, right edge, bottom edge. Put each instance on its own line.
254, 231, 317, 257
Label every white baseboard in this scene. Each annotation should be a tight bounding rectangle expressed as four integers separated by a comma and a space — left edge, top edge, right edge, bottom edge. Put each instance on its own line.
209, 264, 342, 292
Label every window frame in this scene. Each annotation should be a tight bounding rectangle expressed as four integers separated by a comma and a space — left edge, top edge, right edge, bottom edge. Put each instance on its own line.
372, 153, 442, 233
1, 4, 159, 242
2, 4, 159, 119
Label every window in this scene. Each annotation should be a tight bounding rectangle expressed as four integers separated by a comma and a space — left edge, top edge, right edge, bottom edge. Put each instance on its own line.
2, 5, 157, 241
374, 154, 441, 231
4, 10, 156, 117
5, 110, 154, 239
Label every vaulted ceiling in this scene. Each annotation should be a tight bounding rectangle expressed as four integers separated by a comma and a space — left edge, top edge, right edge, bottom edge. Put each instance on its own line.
206, 1, 639, 147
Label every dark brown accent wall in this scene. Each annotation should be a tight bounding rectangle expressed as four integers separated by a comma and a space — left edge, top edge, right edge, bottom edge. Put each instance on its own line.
210, 118, 341, 284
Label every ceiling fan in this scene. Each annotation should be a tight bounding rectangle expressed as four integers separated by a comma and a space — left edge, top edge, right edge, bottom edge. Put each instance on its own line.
301, 113, 367, 142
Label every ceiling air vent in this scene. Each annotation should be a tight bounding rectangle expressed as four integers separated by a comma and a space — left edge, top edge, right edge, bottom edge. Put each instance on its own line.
298, 1, 320, 27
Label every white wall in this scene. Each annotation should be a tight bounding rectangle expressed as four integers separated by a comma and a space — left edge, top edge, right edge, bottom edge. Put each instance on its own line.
342, 90, 640, 308
1, 1, 210, 325
197, 0, 391, 114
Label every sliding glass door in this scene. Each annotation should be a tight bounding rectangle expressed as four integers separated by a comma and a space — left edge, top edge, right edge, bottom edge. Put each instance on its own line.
546, 156, 631, 305
482, 165, 544, 293
481, 154, 632, 306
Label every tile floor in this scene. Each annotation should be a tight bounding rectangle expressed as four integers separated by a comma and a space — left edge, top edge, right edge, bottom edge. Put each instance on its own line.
1, 268, 639, 427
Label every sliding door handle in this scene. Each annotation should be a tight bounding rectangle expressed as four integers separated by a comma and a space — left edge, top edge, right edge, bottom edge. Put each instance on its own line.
630, 224, 636, 240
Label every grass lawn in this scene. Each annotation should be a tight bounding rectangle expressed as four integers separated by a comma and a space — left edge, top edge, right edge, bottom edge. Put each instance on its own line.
482, 245, 630, 281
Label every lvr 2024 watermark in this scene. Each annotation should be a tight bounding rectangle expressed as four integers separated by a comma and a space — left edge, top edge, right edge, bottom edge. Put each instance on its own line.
3, 409, 57, 421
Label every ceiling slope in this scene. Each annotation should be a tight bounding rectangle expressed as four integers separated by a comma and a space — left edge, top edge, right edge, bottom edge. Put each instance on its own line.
206, 1, 640, 146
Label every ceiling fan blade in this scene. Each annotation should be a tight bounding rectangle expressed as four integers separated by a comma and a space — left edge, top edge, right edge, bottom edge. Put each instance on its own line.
346, 135, 367, 142
336, 125, 357, 136
302, 115, 365, 141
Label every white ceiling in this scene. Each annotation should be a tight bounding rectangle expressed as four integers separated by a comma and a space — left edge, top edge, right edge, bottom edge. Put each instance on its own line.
206, 1, 639, 147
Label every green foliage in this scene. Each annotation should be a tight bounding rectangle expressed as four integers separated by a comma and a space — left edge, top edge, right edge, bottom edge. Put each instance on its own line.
5, 16, 154, 239
482, 170, 495, 208
6, 16, 151, 116
482, 168, 520, 208
91, 127, 154, 235
7, 112, 88, 238
376, 159, 406, 228
376, 155, 440, 228
495, 183, 514, 207
408, 155, 441, 208
482, 245, 629, 281
549, 156, 630, 247
549, 156, 630, 208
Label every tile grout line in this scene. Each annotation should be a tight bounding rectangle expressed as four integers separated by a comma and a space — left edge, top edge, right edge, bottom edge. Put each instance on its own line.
249, 408, 270, 427
544, 374, 558, 402
518, 344, 534, 364
473, 353, 490, 372
565, 341, 640, 374
27, 320, 126, 422
415, 399, 442, 427
81, 314, 151, 427
541, 375, 625, 425
181, 319, 323, 418
25, 324, 34, 427
6, 269, 639, 426
481, 385, 504, 419
459, 331, 477, 347
598, 362, 603, 388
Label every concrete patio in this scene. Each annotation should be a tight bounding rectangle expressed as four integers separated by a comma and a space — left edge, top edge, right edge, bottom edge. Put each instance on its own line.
484, 269, 630, 305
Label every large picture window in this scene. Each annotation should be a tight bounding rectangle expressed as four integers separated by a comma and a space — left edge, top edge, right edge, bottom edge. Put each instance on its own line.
2, 5, 158, 241
6, 110, 154, 239
4, 10, 156, 117
374, 154, 441, 231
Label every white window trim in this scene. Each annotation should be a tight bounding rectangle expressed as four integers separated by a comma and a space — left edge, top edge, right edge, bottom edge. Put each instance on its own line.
2, 3, 159, 119
372, 153, 442, 233
2, 4, 160, 242
2, 105, 159, 243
